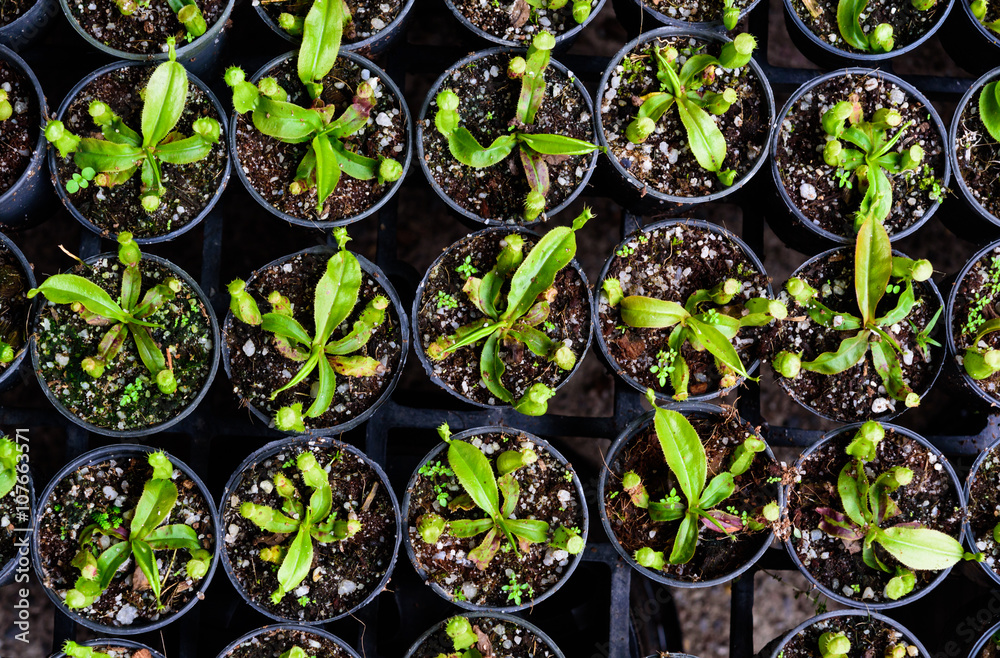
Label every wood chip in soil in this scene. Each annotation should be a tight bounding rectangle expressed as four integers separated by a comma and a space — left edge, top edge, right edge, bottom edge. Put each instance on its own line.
68, 0, 227, 55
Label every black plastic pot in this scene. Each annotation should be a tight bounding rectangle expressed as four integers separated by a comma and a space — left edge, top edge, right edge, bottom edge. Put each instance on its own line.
255, 0, 416, 54
0, 0, 58, 51
0, 450, 33, 588
403, 612, 566, 658
31, 444, 221, 635
230, 50, 411, 230
50, 639, 165, 658
941, 0, 1000, 75
0, 231, 34, 393
612, 0, 761, 37
48, 60, 231, 245
774, 246, 946, 424
767, 68, 950, 254
30, 251, 221, 439
946, 67, 1000, 245
595, 28, 774, 216
416, 47, 598, 228
592, 218, 773, 405
443, 0, 606, 50
768, 610, 929, 658
783, 422, 965, 609
964, 436, 1000, 589
411, 226, 593, 411
0, 45, 52, 229
221, 245, 409, 436
58, 0, 235, 77
401, 426, 589, 612
598, 403, 781, 588
218, 435, 401, 625
216, 623, 361, 658
781, 0, 955, 70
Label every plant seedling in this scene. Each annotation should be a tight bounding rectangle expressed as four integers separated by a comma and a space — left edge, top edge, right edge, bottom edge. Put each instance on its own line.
28, 233, 183, 395
978, 76, 1000, 146
836, 0, 936, 53
773, 216, 937, 408
819, 632, 850, 658
228, 228, 389, 430
44, 39, 220, 214
813, 421, 979, 600
603, 273, 786, 400
0, 437, 22, 499
722, 0, 739, 29
628, 389, 776, 567
65, 452, 212, 610
417, 424, 551, 570
0, 89, 12, 122
435, 616, 483, 658
240, 450, 361, 603
433, 31, 600, 221
426, 209, 591, 416
61, 642, 114, 658
958, 314, 1000, 381
973, 0, 1000, 34
273, 0, 351, 39
519, 0, 593, 23
225, 0, 401, 213
107, 0, 208, 40
624, 33, 758, 186
820, 100, 925, 233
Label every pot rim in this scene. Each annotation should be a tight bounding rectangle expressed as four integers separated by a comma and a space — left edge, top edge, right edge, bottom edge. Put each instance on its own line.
963, 434, 1000, 588
948, 66, 1000, 231
0, 230, 36, 391
0, 45, 47, 221
50, 638, 166, 658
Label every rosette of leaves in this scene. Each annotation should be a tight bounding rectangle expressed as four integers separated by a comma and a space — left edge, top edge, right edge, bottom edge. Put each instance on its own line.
773, 216, 939, 409
225, 0, 402, 213
107, 0, 209, 41
27, 232, 182, 395
625, 390, 778, 569
426, 209, 590, 416
238, 450, 361, 604
433, 31, 600, 222
43, 39, 220, 214
415, 425, 551, 571
624, 33, 758, 186
813, 421, 979, 600
433, 616, 485, 658
64, 452, 212, 610
973, 0, 1000, 34
836, 0, 937, 53
820, 100, 925, 233
228, 229, 388, 432
601, 275, 786, 401
0, 437, 22, 499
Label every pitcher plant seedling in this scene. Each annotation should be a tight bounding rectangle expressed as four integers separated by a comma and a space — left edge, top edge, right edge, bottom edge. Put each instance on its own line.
602, 272, 786, 400
972, 0, 1000, 34
516, 0, 593, 25
107, 0, 209, 41
818, 632, 850, 658
812, 421, 979, 600
624, 33, 758, 186
270, 0, 350, 40
837, 0, 936, 53
225, 0, 402, 213
28, 233, 183, 395
0, 437, 22, 499
228, 228, 389, 431
61, 642, 114, 658
434, 616, 484, 658
773, 216, 938, 408
64, 452, 212, 610
627, 390, 777, 569
433, 31, 600, 222
44, 39, 220, 213
820, 99, 926, 233
426, 209, 591, 416
239, 450, 360, 603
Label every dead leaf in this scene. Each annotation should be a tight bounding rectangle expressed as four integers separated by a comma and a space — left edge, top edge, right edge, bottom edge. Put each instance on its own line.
132, 565, 150, 591
510, 0, 530, 28
474, 625, 494, 657
541, 153, 571, 165
133, 651, 151, 658
255, 533, 289, 546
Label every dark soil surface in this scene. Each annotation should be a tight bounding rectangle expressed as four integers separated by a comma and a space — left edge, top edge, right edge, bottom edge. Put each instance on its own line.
0, 241, 30, 372
968, 443, 1000, 578
234, 56, 407, 223
786, 428, 962, 604
421, 52, 594, 224
415, 230, 591, 406
68, 0, 227, 55
951, 244, 1000, 403
54, 64, 228, 240
955, 76, 1000, 221
221, 627, 353, 658
225, 250, 403, 431
775, 72, 946, 239
600, 34, 770, 198
34, 256, 215, 431
260, 0, 403, 43
604, 411, 779, 582
598, 223, 775, 400
780, 615, 919, 658
638, 0, 751, 22
407, 430, 584, 607
222, 441, 397, 622
410, 615, 561, 657
0, 0, 32, 27
452, 0, 599, 43
36, 454, 215, 627
773, 249, 941, 422
789, 0, 946, 53
0, 60, 36, 196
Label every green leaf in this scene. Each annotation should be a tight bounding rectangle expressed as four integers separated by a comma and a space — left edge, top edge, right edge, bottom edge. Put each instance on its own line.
154, 134, 214, 165
652, 406, 706, 508
447, 439, 501, 519
329, 354, 383, 376
801, 330, 871, 375
516, 46, 550, 125
499, 472, 519, 519
271, 351, 320, 397
29, 274, 128, 322
678, 54, 717, 86
686, 316, 751, 380
620, 296, 690, 328
298, 451, 332, 521
480, 331, 514, 403
131, 478, 178, 539
262, 312, 312, 345
648, 499, 685, 522
871, 338, 913, 403
305, 349, 337, 418
668, 512, 699, 564
297, 0, 347, 95
875, 279, 915, 326
699, 472, 735, 509
507, 323, 559, 361
326, 296, 387, 355
96, 540, 131, 590
141, 59, 188, 148
856, 164, 894, 228
313, 250, 362, 346
855, 216, 892, 324
446, 128, 516, 168
131, 326, 167, 376
329, 139, 379, 180
979, 81, 1000, 144
144, 523, 203, 552
131, 539, 162, 605
636, 93, 675, 124
676, 96, 726, 173
517, 133, 599, 156
276, 521, 314, 602
506, 518, 550, 543
448, 518, 495, 537
252, 97, 325, 144
240, 502, 300, 532
72, 138, 144, 173
312, 134, 342, 210
468, 526, 501, 569
876, 525, 967, 570
837, 462, 867, 526
502, 226, 578, 324
837, 0, 871, 51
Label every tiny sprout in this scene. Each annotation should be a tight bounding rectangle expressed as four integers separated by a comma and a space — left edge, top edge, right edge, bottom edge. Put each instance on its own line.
65, 168, 96, 194
445, 616, 479, 651
819, 631, 850, 658
228, 279, 262, 325
0, 89, 11, 122
634, 546, 665, 570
